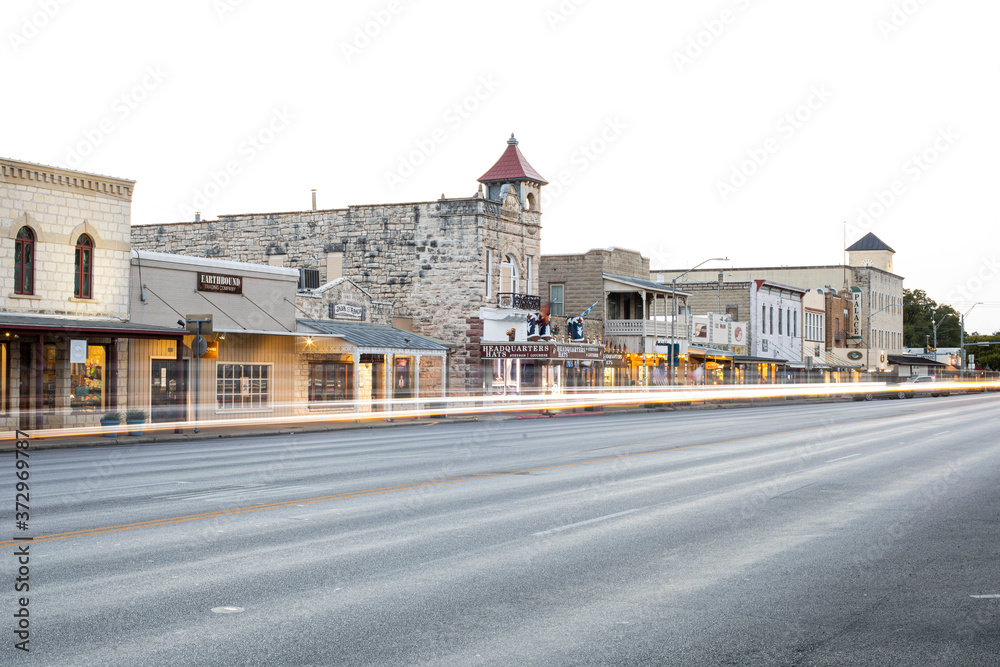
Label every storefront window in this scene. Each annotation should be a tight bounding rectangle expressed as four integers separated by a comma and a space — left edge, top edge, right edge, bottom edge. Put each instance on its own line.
216, 363, 270, 411
71, 345, 105, 412
309, 362, 353, 402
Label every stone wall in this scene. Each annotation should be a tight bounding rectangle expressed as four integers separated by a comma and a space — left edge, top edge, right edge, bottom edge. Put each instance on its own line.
132, 195, 540, 394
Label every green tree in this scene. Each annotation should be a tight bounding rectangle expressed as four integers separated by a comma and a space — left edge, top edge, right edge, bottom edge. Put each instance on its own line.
965, 332, 1000, 370
902, 289, 961, 349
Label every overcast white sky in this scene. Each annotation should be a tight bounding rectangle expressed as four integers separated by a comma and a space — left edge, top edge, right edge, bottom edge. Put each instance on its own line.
4, 0, 999, 334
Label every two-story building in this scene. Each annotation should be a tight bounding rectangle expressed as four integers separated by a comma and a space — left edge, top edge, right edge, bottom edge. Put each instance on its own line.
1, 158, 182, 431
539, 247, 689, 386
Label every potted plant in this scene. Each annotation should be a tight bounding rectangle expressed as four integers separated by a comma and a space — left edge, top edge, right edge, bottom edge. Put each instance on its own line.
100, 411, 122, 438
125, 409, 148, 436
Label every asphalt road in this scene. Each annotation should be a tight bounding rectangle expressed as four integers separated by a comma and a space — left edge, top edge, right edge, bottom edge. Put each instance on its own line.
3, 393, 1000, 666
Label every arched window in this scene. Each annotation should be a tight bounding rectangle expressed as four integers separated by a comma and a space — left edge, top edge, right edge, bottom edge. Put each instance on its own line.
525, 192, 536, 211
74, 234, 93, 299
14, 226, 35, 295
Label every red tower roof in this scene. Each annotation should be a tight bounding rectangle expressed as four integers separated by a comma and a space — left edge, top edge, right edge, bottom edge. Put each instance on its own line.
478, 134, 548, 184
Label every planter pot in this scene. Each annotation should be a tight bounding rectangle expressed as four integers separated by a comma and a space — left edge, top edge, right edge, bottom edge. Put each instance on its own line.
100, 419, 120, 438
126, 419, 146, 436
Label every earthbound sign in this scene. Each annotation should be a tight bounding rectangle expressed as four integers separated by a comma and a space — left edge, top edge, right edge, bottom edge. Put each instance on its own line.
197, 272, 242, 294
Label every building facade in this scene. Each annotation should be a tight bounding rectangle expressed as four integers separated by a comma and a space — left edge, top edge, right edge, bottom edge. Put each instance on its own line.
1, 158, 181, 431
651, 233, 904, 372
131, 136, 546, 395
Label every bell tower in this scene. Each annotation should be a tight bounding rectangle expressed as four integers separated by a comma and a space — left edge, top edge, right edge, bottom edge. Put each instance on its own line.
477, 134, 547, 226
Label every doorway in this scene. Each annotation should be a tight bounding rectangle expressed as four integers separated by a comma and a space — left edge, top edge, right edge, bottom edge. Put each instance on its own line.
150, 358, 188, 423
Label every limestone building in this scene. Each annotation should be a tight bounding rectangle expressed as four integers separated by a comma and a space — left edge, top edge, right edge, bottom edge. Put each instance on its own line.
1, 158, 182, 431
131, 135, 547, 395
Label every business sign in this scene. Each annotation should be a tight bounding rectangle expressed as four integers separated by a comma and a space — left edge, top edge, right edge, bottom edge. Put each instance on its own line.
847, 350, 863, 361
850, 287, 862, 338
198, 272, 242, 294
330, 303, 365, 320
480, 343, 601, 360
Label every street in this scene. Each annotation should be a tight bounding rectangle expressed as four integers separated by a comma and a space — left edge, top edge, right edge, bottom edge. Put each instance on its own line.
4, 394, 1000, 666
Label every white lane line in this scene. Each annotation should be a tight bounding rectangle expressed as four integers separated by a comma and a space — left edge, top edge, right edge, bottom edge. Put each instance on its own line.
826, 453, 860, 463
970, 594, 1000, 599
534, 509, 640, 537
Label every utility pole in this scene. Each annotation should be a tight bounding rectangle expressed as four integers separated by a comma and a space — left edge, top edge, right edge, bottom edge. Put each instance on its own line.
959, 303, 982, 381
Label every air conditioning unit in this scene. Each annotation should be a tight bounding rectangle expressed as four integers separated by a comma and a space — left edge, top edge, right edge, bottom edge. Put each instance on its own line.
298, 268, 320, 290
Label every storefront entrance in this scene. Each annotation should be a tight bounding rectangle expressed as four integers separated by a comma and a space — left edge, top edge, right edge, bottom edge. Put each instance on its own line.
150, 358, 188, 423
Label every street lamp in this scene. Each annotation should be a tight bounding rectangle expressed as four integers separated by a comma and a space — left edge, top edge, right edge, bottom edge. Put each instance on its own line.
866, 299, 902, 374
959, 303, 982, 380
931, 309, 953, 357
670, 257, 729, 385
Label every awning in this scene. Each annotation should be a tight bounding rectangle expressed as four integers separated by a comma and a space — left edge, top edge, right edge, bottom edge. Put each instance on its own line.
887, 354, 947, 367
733, 355, 789, 364
0, 313, 185, 339
297, 319, 449, 352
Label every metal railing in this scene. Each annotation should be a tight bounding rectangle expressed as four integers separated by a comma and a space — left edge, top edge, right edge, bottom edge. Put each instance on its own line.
496, 293, 541, 310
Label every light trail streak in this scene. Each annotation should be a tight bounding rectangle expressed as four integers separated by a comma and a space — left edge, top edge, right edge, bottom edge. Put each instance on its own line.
2, 381, 998, 442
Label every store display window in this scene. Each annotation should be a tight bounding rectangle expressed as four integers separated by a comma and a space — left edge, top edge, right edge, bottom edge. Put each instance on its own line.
71, 345, 106, 412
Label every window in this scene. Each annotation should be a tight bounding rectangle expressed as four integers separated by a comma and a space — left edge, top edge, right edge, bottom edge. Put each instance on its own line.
762, 305, 766, 333
309, 362, 353, 402
726, 305, 738, 320
770, 306, 774, 335
14, 226, 35, 295
550, 284, 564, 317
525, 256, 533, 296
778, 308, 783, 335
485, 250, 493, 299
216, 363, 270, 411
71, 344, 106, 412
501, 255, 519, 294
74, 234, 93, 299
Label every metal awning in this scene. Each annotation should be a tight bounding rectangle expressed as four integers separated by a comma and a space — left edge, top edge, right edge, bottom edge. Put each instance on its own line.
296, 319, 448, 352
0, 313, 185, 339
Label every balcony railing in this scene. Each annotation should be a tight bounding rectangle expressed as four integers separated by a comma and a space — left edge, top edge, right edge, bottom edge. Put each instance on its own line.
604, 317, 687, 338
497, 293, 541, 310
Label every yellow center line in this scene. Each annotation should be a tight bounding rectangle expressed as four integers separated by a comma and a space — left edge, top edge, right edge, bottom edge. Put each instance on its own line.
1, 403, 978, 549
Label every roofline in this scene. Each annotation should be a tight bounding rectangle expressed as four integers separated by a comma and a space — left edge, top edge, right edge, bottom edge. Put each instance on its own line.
1, 156, 136, 186
651, 264, 904, 280
132, 249, 300, 278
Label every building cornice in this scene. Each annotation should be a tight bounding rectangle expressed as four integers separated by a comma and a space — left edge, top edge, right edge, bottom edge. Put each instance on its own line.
1, 158, 134, 201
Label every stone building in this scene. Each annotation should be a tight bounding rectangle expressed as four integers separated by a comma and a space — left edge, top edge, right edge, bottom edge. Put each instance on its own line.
539, 247, 687, 385
131, 135, 547, 395
1, 158, 182, 431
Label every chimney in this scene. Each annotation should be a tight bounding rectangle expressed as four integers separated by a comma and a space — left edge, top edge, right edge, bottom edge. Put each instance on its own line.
195, 212, 201, 222
311, 189, 317, 211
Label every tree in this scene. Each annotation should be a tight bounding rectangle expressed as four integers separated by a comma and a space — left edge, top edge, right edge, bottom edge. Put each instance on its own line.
966, 332, 1000, 371
902, 289, 960, 349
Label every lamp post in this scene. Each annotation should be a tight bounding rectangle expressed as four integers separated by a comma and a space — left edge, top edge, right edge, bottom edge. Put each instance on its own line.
670, 257, 728, 385
931, 310, 953, 359
959, 303, 982, 380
